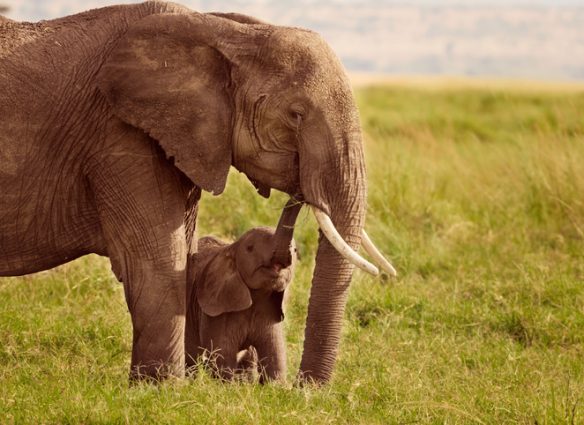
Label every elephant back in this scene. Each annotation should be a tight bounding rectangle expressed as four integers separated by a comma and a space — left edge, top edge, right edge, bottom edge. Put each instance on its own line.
197, 236, 229, 253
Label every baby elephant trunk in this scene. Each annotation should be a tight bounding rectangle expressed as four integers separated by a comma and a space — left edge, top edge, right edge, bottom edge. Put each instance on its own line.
271, 198, 303, 269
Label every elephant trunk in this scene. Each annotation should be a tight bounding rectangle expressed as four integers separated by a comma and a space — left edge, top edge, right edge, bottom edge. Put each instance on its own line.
298, 132, 367, 384
271, 198, 303, 268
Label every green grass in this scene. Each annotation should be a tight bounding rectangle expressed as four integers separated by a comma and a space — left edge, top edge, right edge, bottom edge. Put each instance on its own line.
2, 84, 584, 423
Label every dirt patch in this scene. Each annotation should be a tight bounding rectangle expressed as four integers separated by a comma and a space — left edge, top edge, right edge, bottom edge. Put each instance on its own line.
0, 19, 53, 59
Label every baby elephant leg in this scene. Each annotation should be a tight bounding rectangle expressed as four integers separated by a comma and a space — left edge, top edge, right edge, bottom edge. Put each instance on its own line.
200, 342, 238, 381
199, 318, 240, 381
236, 346, 259, 382
253, 324, 287, 383
213, 351, 239, 381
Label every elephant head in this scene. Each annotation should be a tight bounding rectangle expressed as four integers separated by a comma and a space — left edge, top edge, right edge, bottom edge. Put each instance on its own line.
96, 9, 395, 383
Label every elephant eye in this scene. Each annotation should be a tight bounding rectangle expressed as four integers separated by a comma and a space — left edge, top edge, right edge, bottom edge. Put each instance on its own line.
289, 110, 303, 120
287, 111, 303, 129
288, 104, 306, 126
246, 244, 254, 252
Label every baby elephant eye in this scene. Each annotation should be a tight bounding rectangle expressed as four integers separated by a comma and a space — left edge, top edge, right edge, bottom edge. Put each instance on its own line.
246, 244, 254, 252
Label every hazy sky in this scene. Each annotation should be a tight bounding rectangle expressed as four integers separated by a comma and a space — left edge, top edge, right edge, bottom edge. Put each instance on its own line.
3, 0, 584, 80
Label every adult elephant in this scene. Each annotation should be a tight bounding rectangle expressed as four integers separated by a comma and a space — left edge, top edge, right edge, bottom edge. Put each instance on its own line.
0, 1, 395, 383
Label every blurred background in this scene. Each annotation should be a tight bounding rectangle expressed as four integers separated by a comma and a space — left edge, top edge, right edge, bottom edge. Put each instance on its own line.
1, 0, 584, 81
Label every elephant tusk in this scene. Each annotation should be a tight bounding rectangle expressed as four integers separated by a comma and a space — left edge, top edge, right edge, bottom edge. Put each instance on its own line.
360, 230, 397, 277
310, 206, 379, 276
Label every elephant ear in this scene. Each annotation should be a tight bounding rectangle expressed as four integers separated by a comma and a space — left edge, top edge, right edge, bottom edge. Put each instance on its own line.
196, 246, 252, 317
96, 14, 232, 195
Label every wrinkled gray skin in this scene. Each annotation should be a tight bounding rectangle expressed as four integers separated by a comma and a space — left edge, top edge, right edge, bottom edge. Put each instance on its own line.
186, 230, 296, 383
0, 1, 367, 383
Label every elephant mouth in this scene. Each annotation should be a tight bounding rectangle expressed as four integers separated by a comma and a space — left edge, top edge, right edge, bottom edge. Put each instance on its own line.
263, 263, 287, 278
249, 262, 290, 285
247, 175, 271, 198
256, 263, 292, 291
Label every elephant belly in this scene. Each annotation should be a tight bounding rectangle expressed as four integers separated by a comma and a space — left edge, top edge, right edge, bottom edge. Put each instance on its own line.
0, 168, 105, 276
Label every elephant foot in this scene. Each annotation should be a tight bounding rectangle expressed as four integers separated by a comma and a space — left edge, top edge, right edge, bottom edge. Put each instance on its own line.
129, 361, 185, 383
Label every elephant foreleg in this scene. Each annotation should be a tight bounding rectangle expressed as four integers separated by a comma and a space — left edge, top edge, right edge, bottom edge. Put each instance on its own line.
199, 315, 242, 381
87, 129, 191, 380
252, 324, 287, 383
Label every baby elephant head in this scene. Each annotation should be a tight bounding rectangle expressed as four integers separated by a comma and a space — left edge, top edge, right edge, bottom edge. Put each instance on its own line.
234, 226, 296, 294
196, 201, 302, 319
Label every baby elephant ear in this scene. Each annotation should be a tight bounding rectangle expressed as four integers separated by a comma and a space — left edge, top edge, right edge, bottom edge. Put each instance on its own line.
96, 13, 232, 195
196, 249, 252, 317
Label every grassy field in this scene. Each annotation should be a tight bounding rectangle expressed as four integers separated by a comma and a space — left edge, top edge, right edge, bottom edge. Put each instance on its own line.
1, 82, 584, 424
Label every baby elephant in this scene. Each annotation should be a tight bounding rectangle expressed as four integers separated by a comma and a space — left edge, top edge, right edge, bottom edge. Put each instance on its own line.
185, 201, 302, 382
